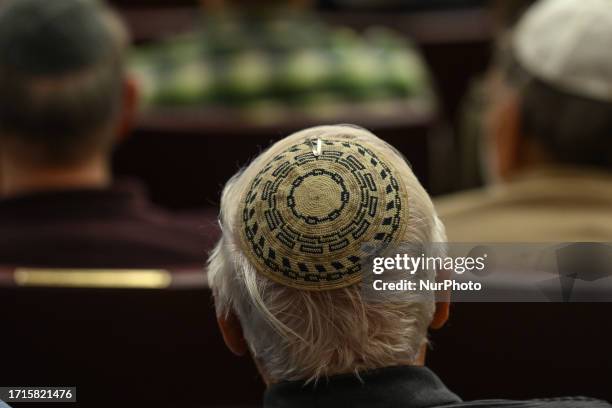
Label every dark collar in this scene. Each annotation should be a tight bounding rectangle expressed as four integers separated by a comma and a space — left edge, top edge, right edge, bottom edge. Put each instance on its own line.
0, 179, 150, 222
264, 366, 461, 408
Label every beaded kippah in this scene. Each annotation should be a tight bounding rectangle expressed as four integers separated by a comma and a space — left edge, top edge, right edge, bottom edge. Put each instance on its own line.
239, 137, 409, 291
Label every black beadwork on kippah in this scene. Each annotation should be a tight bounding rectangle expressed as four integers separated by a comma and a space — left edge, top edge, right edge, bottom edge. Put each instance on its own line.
239, 138, 409, 291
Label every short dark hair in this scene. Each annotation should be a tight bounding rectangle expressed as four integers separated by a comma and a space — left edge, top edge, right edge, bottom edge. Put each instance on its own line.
502, 52, 612, 169
520, 79, 612, 168
0, 0, 129, 164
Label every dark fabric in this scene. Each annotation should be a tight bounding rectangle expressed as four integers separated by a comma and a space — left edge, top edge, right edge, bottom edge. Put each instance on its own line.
0, 180, 218, 269
264, 365, 611, 408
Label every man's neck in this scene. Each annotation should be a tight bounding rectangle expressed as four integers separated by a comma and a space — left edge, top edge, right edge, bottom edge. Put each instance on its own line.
1, 158, 111, 198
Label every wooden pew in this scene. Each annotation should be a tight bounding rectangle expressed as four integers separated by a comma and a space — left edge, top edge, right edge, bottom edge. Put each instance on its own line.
0, 268, 264, 407
428, 302, 612, 402
112, 6, 494, 209
114, 105, 436, 210
2, 269, 610, 405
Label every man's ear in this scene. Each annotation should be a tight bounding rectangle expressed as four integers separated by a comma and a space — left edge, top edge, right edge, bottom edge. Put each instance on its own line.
116, 76, 139, 143
430, 301, 450, 330
492, 91, 523, 180
217, 311, 249, 356
430, 267, 451, 330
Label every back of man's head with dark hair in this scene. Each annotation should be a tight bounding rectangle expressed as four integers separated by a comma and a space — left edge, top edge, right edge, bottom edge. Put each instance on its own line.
520, 79, 612, 169
0, 0, 129, 165
500, 51, 612, 170
505, 0, 612, 171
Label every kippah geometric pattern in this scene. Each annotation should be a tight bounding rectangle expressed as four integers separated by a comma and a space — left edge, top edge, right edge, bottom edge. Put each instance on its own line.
239, 138, 409, 291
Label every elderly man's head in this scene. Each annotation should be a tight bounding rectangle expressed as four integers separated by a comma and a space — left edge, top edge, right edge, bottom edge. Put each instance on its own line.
208, 125, 447, 384
0, 0, 133, 172
485, 0, 612, 180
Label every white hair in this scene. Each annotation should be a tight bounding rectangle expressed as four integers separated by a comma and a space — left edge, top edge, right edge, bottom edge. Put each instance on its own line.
207, 125, 446, 383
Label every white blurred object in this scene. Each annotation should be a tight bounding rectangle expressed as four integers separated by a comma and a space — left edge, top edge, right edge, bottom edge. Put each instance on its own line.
513, 0, 612, 102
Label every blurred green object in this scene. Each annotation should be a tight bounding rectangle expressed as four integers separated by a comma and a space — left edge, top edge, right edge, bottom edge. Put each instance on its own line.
129, 10, 435, 113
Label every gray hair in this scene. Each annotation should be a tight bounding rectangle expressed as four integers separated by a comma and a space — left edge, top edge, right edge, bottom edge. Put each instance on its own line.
208, 125, 446, 383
